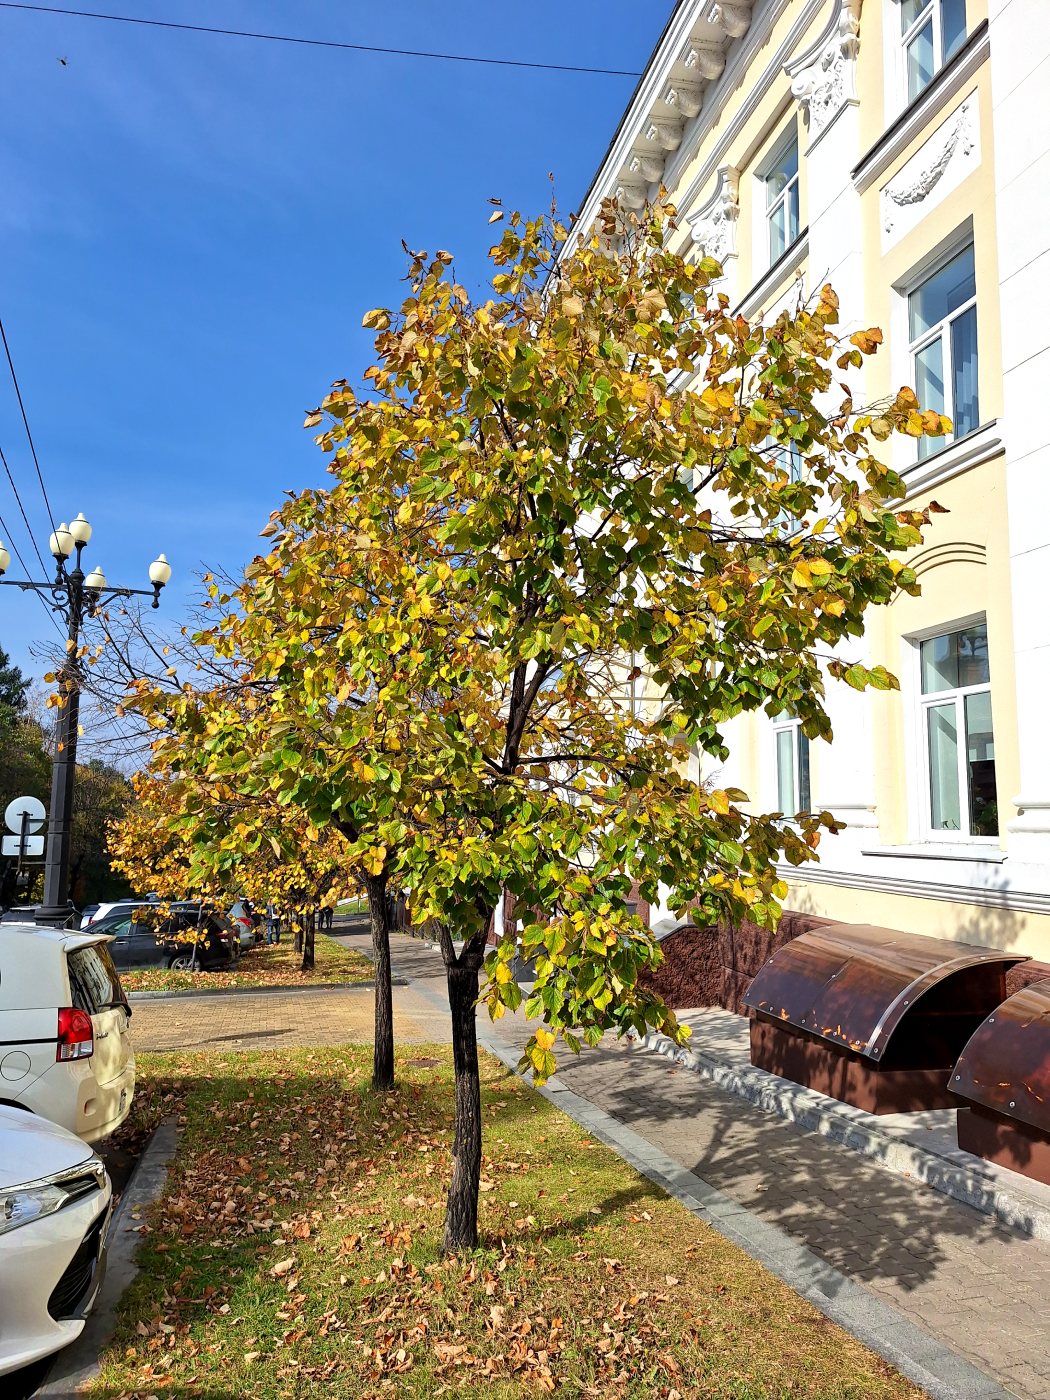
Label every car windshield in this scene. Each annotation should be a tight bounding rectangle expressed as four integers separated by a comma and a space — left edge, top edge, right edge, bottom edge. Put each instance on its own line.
67, 943, 127, 1014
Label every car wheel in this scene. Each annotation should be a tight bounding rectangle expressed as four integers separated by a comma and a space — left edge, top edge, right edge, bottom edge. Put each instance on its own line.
168, 954, 195, 971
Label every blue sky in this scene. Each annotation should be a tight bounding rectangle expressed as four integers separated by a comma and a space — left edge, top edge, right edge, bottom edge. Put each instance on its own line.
0, 0, 668, 679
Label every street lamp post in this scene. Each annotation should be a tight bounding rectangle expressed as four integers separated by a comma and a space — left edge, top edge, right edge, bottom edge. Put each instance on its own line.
0, 514, 171, 928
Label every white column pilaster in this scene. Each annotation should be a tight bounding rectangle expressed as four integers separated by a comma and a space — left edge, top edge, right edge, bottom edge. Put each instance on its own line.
988, 0, 1050, 860
788, 0, 878, 842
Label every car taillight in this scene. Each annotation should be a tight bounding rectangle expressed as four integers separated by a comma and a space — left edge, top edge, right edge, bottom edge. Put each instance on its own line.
57, 1007, 94, 1061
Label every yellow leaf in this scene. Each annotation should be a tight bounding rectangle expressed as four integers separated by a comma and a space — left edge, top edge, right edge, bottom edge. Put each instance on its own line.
849, 327, 883, 355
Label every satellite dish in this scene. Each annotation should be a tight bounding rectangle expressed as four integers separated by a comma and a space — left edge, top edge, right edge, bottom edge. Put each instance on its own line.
4, 796, 46, 834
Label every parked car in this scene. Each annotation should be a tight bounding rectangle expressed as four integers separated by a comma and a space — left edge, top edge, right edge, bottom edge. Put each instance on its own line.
0, 904, 41, 925
0, 923, 135, 1144
0, 1103, 112, 1377
168, 902, 252, 955
80, 895, 158, 931
91, 906, 238, 973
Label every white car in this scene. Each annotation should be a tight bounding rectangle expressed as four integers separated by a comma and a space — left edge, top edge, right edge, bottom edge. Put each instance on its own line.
81, 896, 157, 930
0, 924, 135, 1144
0, 1103, 112, 1375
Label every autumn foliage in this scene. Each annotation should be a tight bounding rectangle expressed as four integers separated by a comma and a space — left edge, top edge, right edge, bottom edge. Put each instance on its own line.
116, 196, 947, 1250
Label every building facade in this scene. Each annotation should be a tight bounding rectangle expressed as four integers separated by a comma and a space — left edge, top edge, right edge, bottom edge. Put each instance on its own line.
572, 0, 1050, 960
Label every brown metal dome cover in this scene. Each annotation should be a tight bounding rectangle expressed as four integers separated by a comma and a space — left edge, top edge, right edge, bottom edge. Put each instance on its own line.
951, 977, 1050, 1134
742, 923, 1027, 1062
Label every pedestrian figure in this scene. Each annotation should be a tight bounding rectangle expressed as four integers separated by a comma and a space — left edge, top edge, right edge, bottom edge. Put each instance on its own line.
265, 898, 279, 945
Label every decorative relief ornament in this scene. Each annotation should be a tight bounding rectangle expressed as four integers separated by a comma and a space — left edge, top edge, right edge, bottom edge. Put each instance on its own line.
629, 153, 667, 183
786, 0, 862, 140
644, 118, 685, 152
705, 3, 753, 40
881, 95, 977, 234
662, 81, 704, 119
687, 166, 741, 267
681, 40, 726, 81
614, 179, 648, 212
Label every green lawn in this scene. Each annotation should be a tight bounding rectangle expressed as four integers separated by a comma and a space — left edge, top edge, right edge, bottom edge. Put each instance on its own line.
92, 1047, 924, 1400
335, 896, 368, 916
117, 932, 373, 993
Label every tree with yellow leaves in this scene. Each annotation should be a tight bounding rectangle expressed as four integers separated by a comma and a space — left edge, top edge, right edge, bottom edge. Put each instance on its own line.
122, 195, 948, 1252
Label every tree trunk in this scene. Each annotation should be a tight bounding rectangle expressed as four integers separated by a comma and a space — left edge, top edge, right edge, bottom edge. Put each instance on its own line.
442, 957, 482, 1254
365, 873, 395, 1092
301, 909, 315, 971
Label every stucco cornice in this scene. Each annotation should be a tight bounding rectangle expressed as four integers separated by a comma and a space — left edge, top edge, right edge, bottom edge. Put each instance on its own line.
569, 0, 771, 245
666, 0, 826, 239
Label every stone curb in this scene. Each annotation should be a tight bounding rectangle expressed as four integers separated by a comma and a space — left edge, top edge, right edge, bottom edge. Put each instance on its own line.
127, 978, 406, 1002
478, 1032, 1015, 1400
637, 1026, 1050, 1245
35, 1116, 180, 1399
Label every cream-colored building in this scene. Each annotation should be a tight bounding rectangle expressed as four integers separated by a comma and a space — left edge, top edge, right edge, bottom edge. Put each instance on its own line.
573, 0, 1050, 961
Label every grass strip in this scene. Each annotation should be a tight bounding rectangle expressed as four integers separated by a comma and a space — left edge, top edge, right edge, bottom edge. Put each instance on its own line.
93, 1046, 923, 1399
117, 933, 373, 994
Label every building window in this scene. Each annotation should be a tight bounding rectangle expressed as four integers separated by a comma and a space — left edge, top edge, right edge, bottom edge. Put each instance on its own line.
774, 716, 811, 816
907, 0, 968, 102
900, 0, 967, 103
919, 620, 997, 837
768, 435, 804, 534
908, 242, 978, 460
764, 129, 800, 265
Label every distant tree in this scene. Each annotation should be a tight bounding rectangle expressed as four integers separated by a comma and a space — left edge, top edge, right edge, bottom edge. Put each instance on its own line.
0, 644, 29, 730
69, 759, 132, 907
109, 768, 351, 971
0, 707, 131, 909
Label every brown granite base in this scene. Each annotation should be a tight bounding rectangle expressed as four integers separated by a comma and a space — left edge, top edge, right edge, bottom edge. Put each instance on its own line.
957, 1105, 1050, 1188
750, 1016, 958, 1115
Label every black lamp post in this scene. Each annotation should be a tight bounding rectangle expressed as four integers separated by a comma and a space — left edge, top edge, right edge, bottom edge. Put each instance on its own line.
0, 514, 171, 928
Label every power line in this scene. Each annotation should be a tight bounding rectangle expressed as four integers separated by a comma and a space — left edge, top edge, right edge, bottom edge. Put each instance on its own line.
0, 3, 643, 77
0, 313, 58, 539
0, 441, 50, 577
0, 500, 65, 637
0, 505, 41, 580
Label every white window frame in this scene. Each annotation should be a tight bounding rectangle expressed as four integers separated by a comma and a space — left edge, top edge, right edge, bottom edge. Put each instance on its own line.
755, 122, 800, 275
894, 0, 968, 110
907, 615, 998, 845
891, 223, 977, 472
773, 715, 811, 817
907, 241, 978, 461
765, 432, 805, 536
